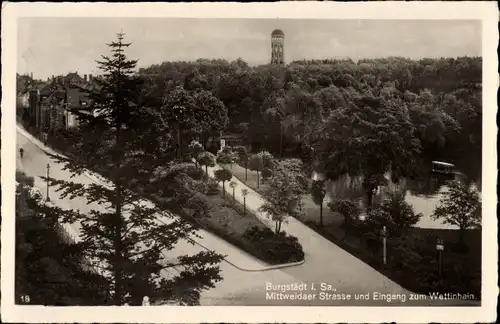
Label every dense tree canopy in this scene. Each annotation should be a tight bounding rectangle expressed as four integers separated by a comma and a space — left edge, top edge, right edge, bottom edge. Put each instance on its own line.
137, 57, 481, 177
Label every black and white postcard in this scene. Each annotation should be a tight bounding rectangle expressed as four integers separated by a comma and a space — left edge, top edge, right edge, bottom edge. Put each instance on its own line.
1, 1, 497, 323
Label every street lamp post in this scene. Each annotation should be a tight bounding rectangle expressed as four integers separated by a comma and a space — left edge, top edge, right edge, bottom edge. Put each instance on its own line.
46, 163, 51, 202
381, 226, 387, 265
436, 238, 444, 278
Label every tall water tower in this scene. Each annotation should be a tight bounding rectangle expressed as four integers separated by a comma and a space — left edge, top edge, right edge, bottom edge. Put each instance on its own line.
271, 29, 285, 65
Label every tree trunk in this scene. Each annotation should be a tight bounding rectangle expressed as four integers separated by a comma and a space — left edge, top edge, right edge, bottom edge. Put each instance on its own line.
320, 202, 323, 226
232, 189, 235, 205
245, 164, 248, 181
244, 197, 246, 215
275, 221, 279, 234
257, 171, 260, 188
205, 165, 208, 180
278, 219, 282, 234
222, 181, 225, 197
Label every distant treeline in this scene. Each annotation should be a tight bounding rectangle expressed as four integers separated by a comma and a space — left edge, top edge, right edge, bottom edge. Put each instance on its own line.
138, 57, 481, 170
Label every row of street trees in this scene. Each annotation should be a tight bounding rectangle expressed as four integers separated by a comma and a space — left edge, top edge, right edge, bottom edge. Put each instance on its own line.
39, 34, 225, 305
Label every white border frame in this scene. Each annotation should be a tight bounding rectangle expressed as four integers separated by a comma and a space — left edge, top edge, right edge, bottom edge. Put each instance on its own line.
2, 2, 498, 323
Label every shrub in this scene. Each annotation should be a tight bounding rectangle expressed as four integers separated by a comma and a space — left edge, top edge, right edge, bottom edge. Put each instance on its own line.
188, 140, 204, 159
198, 151, 216, 176
257, 150, 274, 169
216, 151, 233, 165
379, 190, 422, 232
233, 146, 248, 164
329, 199, 361, 230
243, 226, 304, 264
189, 181, 208, 195
187, 193, 211, 218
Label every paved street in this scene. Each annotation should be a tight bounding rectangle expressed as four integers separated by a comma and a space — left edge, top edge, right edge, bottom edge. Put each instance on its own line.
16, 127, 480, 306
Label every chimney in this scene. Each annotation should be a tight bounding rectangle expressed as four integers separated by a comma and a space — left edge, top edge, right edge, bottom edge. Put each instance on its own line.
84, 74, 88, 82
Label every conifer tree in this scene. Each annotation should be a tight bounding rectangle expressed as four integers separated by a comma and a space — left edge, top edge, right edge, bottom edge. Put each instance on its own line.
47, 33, 223, 306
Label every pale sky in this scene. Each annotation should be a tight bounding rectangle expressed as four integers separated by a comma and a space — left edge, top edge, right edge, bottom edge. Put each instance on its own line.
17, 18, 481, 80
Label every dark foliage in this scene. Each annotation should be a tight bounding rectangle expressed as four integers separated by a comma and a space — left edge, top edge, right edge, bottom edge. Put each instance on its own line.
243, 226, 304, 264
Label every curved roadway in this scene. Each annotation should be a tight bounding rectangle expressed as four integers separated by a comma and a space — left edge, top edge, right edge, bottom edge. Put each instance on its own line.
16, 127, 479, 307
